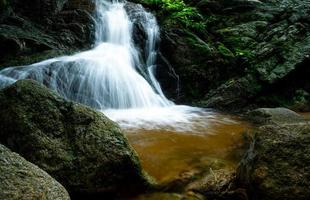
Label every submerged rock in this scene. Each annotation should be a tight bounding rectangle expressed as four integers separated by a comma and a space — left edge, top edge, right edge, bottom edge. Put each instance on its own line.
186, 169, 247, 200
237, 108, 310, 200
0, 79, 150, 197
0, 144, 70, 200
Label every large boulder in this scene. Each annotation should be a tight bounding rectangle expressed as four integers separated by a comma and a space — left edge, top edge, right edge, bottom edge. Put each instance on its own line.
0, 144, 70, 200
0, 80, 150, 197
237, 108, 310, 199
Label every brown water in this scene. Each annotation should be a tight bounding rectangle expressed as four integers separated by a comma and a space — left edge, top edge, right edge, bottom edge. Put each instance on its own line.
300, 112, 310, 119
125, 114, 251, 183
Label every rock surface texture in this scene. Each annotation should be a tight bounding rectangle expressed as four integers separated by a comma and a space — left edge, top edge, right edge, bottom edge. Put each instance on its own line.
0, 144, 70, 200
0, 79, 150, 198
135, 0, 310, 111
237, 108, 310, 200
0, 0, 95, 67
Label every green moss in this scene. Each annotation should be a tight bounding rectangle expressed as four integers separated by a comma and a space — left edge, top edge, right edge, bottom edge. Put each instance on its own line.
217, 43, 234, 58
235, 48, 254, 59
185, 31, 212, 55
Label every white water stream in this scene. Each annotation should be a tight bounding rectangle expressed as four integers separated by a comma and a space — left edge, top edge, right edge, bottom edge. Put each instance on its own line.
0, 0, 237, 132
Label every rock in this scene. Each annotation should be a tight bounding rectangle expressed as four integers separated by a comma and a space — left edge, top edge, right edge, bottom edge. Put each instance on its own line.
135, 192, 205, 200
0, 79, 150, 197
290, 89, 310, 112
186, 169, 248, 200
247, 107, 307, 125
138, 0, 310, 111
199, 75, 261, 111
0, 144, 70, 200
0, 0, 95, 67
237, 113, 310, 199
11, 0, 68, 19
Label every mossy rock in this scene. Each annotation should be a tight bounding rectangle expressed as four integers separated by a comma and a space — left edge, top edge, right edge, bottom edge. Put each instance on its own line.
0, 80, 151, 197
0, 144, 70, 200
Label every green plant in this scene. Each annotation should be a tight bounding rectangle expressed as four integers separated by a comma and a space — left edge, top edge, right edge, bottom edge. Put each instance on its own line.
134, 0, 206, 31
218, 43, 234, 57
163, 0, 205, 30
235, 48, 253, 59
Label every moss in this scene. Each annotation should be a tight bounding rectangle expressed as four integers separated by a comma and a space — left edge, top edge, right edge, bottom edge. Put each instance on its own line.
185, 31, 212, 56
235, 48, 254, 59
217, 43, 234, 58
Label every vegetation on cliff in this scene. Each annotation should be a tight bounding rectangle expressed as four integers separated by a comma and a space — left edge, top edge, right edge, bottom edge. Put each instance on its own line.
134, 0, 310, 112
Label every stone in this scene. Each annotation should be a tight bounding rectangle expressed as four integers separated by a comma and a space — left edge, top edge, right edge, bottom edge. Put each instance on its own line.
237, 107, 310, 200
0, 79, 150, 197
0, 144, 70, 200
247, 107, 307, 125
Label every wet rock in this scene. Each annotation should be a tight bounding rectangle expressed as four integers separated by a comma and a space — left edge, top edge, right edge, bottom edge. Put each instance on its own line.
0, 0, 95, 67
125, 2, 149, 56
0, 144, 70, 200
237, 109, 310, 200
0, 79, 151, 197
199, 75, 261, 111
186, 169, 248, 200
11, 0, 68, 19
137, 0, 310, 110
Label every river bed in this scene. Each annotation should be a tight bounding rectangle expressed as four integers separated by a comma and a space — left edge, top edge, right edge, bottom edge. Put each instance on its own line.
125, 114, 251, 183
117, 111, 251, 199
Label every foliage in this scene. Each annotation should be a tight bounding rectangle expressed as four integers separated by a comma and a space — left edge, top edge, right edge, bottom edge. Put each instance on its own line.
217, 43, 234, 57
235, 48, 254, 59
138, 0, 206, 31
163, 0, 206, 30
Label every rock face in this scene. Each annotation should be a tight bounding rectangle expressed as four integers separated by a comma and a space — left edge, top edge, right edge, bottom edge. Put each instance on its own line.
0, 144, 70, 200
0, 79, 150, 197
136, 0, 310, 110
0, 0, 95, 67
237, 108, 310, 200
247, 107, 307, 125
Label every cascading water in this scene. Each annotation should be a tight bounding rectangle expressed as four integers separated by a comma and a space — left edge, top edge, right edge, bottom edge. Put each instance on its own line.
0, 0, 170, 109
0, 0, 235, 131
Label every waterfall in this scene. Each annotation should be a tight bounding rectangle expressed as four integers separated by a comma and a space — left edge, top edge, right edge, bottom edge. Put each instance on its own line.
0, 0, 222, 132
0, 0, 171, 109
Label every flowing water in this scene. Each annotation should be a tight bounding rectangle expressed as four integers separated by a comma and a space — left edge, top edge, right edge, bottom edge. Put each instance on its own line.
0, 0, 251, 196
